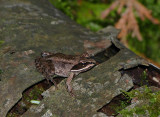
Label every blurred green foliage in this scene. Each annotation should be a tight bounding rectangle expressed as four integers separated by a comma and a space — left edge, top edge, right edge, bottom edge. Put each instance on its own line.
128, 0, 160, 63
50, 0, 160, 63
49, 0, 117, 31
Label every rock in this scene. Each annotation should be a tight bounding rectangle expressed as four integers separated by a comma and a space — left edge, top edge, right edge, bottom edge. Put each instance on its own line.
0, 0, 149, 116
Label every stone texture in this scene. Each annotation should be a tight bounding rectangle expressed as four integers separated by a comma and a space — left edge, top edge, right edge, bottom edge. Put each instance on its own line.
0, 0, 149, 116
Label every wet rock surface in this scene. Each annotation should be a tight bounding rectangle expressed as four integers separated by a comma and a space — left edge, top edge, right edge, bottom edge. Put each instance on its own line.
0, 0, 152, 117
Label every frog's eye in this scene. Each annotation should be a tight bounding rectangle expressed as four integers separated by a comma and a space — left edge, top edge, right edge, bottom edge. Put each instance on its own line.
82, 63, 86, 66
41, 52, 50, 57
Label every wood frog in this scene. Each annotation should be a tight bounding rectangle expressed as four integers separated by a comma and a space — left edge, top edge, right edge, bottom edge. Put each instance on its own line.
35, 52, 96, 95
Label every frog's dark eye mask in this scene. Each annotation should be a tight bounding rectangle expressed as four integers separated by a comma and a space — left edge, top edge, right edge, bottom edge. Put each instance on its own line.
71, 62, 96, 72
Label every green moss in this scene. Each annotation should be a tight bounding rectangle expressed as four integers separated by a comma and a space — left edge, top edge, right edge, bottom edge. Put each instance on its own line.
109, 91, 132, 116
119, 109, 134, 117
0, 69, 2, 74
140, 70, 148, 86
7, 113, 19, 117
7, 83, 47, 116
119, 86, 160, 117
24, 85, 44, 102
113, 101, 130, 115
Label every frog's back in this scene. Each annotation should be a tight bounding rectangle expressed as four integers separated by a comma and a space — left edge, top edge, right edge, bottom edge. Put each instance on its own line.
46, 53, 80, 65
35, 57, 55, 77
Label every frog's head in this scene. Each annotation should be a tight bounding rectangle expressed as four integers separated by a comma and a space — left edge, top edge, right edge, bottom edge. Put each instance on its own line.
71, 58, 96, 73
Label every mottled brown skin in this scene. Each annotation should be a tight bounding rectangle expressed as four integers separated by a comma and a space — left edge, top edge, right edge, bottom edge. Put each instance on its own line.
35, 52, 96, 96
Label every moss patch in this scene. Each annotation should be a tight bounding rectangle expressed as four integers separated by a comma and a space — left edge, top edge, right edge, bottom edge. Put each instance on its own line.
118, 86, 160, 117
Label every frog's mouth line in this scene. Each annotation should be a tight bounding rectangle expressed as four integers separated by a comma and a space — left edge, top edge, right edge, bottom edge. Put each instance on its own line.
71, 63, 95, 72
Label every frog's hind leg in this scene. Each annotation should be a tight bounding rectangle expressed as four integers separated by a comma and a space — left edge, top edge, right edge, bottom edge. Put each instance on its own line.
43, 61, 58, 89
35, 58, 58, 89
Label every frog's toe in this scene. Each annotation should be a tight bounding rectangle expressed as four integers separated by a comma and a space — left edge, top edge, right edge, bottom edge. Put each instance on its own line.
69, 90, 75, 97
50, 78, 58, 89
67, 87, 75, 97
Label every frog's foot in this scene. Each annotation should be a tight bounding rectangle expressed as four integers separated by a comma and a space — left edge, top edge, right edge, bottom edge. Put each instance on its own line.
66, 72, 75, 97
69, 89, 75, 97
66, 84, 75, 97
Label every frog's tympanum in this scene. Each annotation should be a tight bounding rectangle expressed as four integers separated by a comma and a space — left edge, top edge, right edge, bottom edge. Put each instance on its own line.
35, 52, 96, 95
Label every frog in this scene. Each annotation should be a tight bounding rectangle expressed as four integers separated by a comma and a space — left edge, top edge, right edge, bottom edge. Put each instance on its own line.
35, 52, 96, 96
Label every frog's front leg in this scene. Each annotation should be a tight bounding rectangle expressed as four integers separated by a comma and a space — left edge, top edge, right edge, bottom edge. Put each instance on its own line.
66, 72, 75, 96
44, 74, 58, 89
